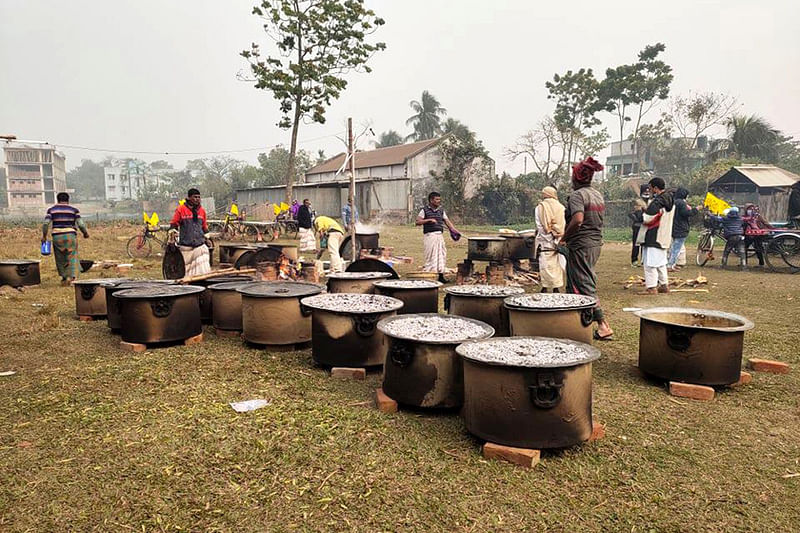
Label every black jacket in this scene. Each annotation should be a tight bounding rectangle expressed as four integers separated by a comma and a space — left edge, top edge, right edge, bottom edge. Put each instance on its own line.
671, 188, 698, 239
789, 186, 800, 220
297, 205, 313, 229
640, 189, 675, 248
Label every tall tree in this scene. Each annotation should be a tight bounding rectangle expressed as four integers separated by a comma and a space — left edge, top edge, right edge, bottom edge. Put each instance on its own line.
256, 146, 313, 187
66, 159, 105, 201
442, 118, 477, 145
374, 130, 403, 148
241, 0, 385, 203
505, 116, 570, 185
727, 114, 782, 162
545, 68, 609, 166
405, 90, 447, 141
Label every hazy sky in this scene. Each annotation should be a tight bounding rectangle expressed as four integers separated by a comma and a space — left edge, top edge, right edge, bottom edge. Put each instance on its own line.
2, 0, 799, 175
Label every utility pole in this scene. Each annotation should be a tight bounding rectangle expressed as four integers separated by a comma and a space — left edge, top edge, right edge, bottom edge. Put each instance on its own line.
347, 118, 357, 263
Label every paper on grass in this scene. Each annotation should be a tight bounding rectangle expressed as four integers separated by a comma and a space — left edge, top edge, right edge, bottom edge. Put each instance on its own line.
0, 371, 17, 377
229, 399, 270, 412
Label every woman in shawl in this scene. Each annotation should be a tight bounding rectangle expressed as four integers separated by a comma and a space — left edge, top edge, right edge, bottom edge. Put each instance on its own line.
535, 186, 566, 292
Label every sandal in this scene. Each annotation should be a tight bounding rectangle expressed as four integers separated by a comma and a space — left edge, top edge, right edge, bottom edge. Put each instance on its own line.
593, 330, 615, 341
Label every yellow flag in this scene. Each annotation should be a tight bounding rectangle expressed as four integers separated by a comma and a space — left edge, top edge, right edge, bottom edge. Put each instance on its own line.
704, 192, 731, 216
273, 203, 281, 216
143, 211, 150, 224
230, 203, 239, 216
179, 199, 186, 206
150, 213, 159, 226
280, 202, 289, 212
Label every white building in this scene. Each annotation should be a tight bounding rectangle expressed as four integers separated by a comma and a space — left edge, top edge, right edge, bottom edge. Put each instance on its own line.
2, 140, 67, 213
104, 162, 170, 201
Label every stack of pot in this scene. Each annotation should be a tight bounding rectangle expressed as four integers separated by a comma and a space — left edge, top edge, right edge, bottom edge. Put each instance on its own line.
444, 285, 524, 336
504, 293, 597, 344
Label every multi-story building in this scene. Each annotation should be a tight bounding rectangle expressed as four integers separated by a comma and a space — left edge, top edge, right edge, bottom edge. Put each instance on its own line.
104, 161, 171, 202
605, 140, 654, 177
2, 140, 67, 212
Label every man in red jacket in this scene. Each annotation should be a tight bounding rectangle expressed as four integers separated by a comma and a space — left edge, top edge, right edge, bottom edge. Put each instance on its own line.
169, 188, 211, 276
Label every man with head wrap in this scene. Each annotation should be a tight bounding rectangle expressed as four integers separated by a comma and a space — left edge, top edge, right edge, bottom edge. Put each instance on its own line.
562, 157, 614, 340
535, 186, 566, 292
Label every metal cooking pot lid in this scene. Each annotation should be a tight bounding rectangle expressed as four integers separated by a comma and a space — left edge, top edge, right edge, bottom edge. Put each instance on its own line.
113, 285, 205, 299
377, 313, 494, 344
373, 279, 442, 289
444, 285, 525, 297
190, 275, 256, 287
238, 281, 324, 298
300, 293, 403, 314
208, 280, 262, 291
345, 259, 399, 279
0, 260, 41, 265
456, 336, 601, 368
633, 306, 755, 332
504, 293, 597, 311
234, 250, 257, 269
253, 247, 282, 263
108, 279, 176, 290
162, 245, 185, 280
467, 236, 506, 242
327, 271, 393, 280
73, 278, 129, 286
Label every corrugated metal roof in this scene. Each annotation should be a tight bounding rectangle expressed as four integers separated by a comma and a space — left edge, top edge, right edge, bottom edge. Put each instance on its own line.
305, 137, 443, 175
236, 177, 407, 192
730, 166, 800, 188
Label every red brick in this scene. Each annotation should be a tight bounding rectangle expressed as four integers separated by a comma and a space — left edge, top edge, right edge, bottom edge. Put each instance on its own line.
120, 341, 146, 353
183, 333, 204, 346
747, 358, 790, 374
731, 371, 753, 387
375, 388, 398, 413
669, 381, 715, 401
213, 328, 241, 338
77, 315, 94, 322
589, 419, 606, 442
331, 367, 366, 381
482, 442, 540, 468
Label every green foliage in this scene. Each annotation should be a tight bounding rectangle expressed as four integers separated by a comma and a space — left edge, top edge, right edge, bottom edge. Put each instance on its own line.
405, 90, 447, 141
477, 173, 536, 225
546, 68, 607, 132
66, 159, 105, 201
374, 130, 403, 148
429, 136, 489, 218
727, 114, 784, 162
241, 0, 385, 200
442, 118, 477, 145
255, 146, 313, 186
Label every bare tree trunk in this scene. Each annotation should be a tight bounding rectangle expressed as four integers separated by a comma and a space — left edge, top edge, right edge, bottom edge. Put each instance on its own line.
285, 97, 302, 205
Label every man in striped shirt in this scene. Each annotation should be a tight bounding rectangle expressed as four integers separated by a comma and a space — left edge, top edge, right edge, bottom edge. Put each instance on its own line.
42, 192, 89, 285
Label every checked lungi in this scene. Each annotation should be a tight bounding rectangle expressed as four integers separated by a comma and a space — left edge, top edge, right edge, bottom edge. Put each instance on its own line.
565, 244, 604, 322
179, 244, 211, 277
52, 232, 79, 280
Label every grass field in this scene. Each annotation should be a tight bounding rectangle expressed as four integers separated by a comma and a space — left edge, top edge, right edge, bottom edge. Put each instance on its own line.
1, 221, 799, 532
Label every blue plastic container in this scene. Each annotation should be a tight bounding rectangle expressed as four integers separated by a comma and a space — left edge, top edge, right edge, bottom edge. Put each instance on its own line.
41, 240, 52, 256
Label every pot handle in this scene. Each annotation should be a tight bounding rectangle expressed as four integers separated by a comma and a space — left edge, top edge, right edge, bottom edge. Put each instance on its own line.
580, 307, 594, 327
353, 313, 379, 337
16, 264, 30, 276
524, 236, 536, 248
150, 299, 174, 318
529, 372, 563, 409
80, 285, 98, 300
666, 326, 693, 352
443, 293, 451, 312
298, 298, 312, 317
476, 240, 488, 250
389, 340, 414, 368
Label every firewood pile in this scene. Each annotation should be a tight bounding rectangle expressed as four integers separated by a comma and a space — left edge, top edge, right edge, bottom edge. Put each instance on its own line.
620, 273, 709, 292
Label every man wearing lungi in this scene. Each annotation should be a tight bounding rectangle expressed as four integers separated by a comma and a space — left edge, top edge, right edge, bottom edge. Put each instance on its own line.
42, 192, 89, 285
169, 188, 211, 277
297, 198, 316, 252
313, 215, 346, 272
562, 158, 614, 341
534, 186, 566, 292
416, 191, 460, 284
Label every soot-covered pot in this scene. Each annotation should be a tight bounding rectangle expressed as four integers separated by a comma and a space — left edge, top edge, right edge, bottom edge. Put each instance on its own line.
208, 280, 261, 333
326, 271, 392, 294
373, 279, 442, 314
114, 285, 204, 344
0, 260, 41, 287
467, 236, 507, 262
238, 281, 324, 346
504, 293, 598, 344
102, 279, 176, 332
499, 232, 536, 261
457, 336, 601, 449
379, 314, 494, 408
300, 293, 403, 367
73, 278, 128, 317
444, 285, 524, 337
189, 274, 256, 324
635, 307, 754, 386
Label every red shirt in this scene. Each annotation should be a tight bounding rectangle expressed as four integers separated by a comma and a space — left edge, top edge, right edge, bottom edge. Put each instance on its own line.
170, 203, 208, 247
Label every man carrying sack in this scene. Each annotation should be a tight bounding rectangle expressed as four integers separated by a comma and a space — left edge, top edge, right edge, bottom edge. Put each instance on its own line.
169, 188, 211, 277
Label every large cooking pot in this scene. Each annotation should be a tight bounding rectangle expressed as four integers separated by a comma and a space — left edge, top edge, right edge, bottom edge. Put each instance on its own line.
326, 271, 392, 294
339, 233, 381, 261
73, 278, 128, 317
239, 281, 324, 346
114, 285, 204, 344
635, 307, 755, 386
499, 232, 537, 260
208, 280, 261, 332
300, 293, 403, 367
189, 274, 256, 324
457, 336, 601, 449
267, 243, 298, 262
379, 314, 494, 408
467, 237, 507, 262
444, 285, 525, 336
102, 279, 176, 332
0, 260, 41, 287
504, 293, 597, 344
373, 279, 442, 314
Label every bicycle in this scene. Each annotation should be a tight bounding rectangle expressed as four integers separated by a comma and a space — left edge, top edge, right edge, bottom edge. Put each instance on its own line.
126, 223, 167, 259
273, 214, 299, 239
207, 212, 271, 242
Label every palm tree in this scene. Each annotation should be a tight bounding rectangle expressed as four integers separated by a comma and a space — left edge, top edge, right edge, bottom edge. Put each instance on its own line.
374, 130, 404, 148
727, 114, 781, 161
442, 118, 476, 144
405, 91, 447, 141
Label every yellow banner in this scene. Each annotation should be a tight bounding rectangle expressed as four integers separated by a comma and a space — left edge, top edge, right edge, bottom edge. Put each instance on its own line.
229, 203, 239, 216
704, 192, 730, 216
